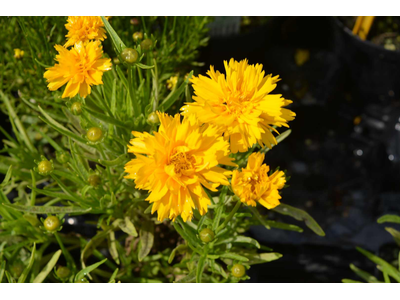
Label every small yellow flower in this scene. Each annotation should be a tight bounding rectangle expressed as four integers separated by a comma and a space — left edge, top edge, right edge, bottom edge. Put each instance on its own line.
44, 41, 112, 99
64, 16, 107, 48
14, 48, 24, 59
231, 152, 286, 209
124, 112, 236, 222
166, 76, 178, 90
182, 58, 296, 153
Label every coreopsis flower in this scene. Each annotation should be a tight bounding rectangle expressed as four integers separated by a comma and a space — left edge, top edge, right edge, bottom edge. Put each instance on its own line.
14, 48, 24, 59
166, 76, 178, 90
44, 41, 112, 98
231, 152, 286, 209
64, 16, 107, 48
181, 58, 296, 153
124, 112, 235, 222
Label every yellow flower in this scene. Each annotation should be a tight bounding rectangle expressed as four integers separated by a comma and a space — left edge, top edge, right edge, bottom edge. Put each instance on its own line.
64, 16, 107, 48
166, 76, 178, 90
44, 41, 112, 98
181, 58, 296, 153
14, 48, 24, 59
124, 112, 236, 222
231, 152, 285, 209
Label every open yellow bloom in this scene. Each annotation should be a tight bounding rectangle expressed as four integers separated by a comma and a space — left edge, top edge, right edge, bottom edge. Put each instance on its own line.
64, 16, 107, 48
182, 58, 296, 153
124, 112, 235, 222
14, 48, 24, 59
44, 41, 112, 98
232, 152, 286, 209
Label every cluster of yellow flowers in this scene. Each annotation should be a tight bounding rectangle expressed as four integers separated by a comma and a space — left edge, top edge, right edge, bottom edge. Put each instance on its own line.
125, 59, 295, 222
44, 16, 111, 99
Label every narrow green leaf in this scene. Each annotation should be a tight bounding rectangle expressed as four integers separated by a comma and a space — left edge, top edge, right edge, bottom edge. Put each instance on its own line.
118, 216, 138, 237
215, 236, 260, 249
385, 227, 400, 246
377, 214, 400, 224
138, 221, 154, 261
273, 204, 325, 236
98, 153, 129, 167
0, 165, 12, 187
196, 255, 207, 283
18, 243, 36, 283
33, 250, 62, 283
263, 220, 303, 232
34, 58, 52, 68
108, 231, 120, 265
101, 17, 126, 54
175, 269, 196, 283
349, 263, 381, 283
0, 261, 5, 283
261, 129, 292, 155
219, 252, 249, 262
75, 258, 107, 282
108, 268, 119, 283
168, 244, 187, 264
211, 261, 228, 279
342, 279, 362, 283
3, 203, 91, 214
136, 63, 154, 70
242, 252, 282, 265
84, 107, 126, 128
356, 247, 400, 283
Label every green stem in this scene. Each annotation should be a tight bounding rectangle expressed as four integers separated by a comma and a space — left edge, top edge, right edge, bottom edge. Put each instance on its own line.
128, 66, 140, 117
98, 146, 114, 192
30, 170, 36, 206
216, 198, 241, 232
55, 232, 77, 271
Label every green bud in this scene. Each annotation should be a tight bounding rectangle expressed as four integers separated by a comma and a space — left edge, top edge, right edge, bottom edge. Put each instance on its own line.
43, 216, 61, 232
88, 174, 101, 187
56, 266, 71, 279
121, 48, 139, 64
231, 264, 246, 278
199, 228, 214, 243
133, 31, 143, 41
38, 160, 53, 175
56, 151, 70, 164
140, 39, 153, 51
71, 102, 82, 115
147, 112, 160, 125
86, 127, 103, 143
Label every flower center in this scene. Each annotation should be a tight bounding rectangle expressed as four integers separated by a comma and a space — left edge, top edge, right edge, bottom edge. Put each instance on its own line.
169, 151, 195, 176
223, 89, 255, 115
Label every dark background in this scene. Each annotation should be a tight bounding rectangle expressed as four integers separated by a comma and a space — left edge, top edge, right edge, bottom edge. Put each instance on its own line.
199, 16, 400, 282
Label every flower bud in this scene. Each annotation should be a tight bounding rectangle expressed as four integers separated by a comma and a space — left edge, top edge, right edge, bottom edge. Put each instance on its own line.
147, 112, 160, 125
43, 216, 61, 232
56, 151, 70, 164
56, 266, 71, 279
133, 31, 143, 41
199, 228, 214, 243
121, 48, 139, 64
71, 102, 82, 115
140, 39, 153, 51
86, 127, 103, 143
231, 264, 246, 278
88, 174, 101, 187
38, 160, 53, 175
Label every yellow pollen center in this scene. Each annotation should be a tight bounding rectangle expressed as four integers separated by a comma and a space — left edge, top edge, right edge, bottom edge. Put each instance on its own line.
169, 151, 195, 176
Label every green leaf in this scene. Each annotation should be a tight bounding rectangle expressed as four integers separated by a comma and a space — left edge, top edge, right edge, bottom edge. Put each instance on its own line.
33, 250, 62, 283
138, 221, 154, 261
34, 58, 52, 68
159, 71, 193, 112
215, 236, 260, 249
108, 268, 119, 283
101, 17, 126, 54
75, 258, 107, 282
219, 252, 249, 262
18, 243, 36, 283
210, 261, 228, 279
0, 260, 5, 283
385, 227, 400, 246
196, 255, 207, 283
118, 216, 138, 237
84, 107, 126, 128
3, 203, 91, 214
242, 252, 282, 265
273, 204, 325, 236
0, 166, 12, 187
342, 279, 362, 283
108, 231, 120, 265
175, 269, 196, 283
377, 214, 400, 224
136, 63, 154, 70
356, 247, 400, 283
168, 244, 187, 264
349, 263, 381, 283
38, 106, 87, 145
261, 129, 292, 154
98, 153, 129, 167
263, 220, 304, 232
